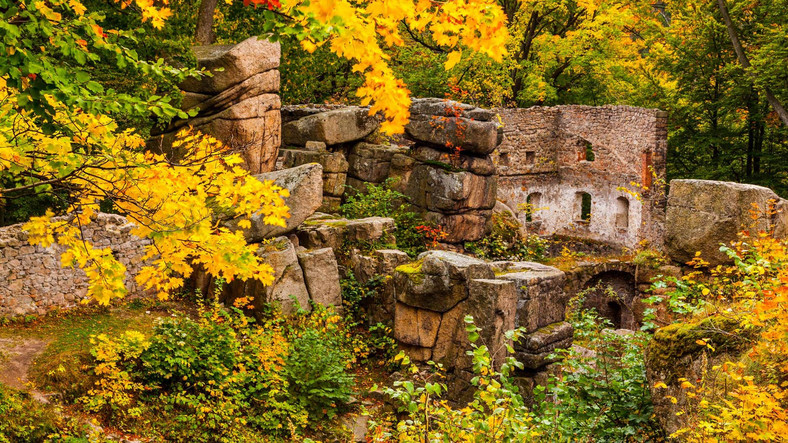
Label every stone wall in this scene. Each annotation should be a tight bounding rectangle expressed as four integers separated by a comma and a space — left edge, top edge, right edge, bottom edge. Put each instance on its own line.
494, 105, 668, 249
0, 214, 151, 317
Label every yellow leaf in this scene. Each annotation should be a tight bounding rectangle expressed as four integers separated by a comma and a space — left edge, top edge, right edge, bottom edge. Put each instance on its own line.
445, 51, 462, 70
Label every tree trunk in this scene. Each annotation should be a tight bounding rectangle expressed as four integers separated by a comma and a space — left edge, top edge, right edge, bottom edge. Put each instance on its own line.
195, 0, 219, 45
717, 0, 788, 126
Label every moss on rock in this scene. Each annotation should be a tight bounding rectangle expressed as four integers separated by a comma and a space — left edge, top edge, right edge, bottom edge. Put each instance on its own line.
645, 315, 756, 383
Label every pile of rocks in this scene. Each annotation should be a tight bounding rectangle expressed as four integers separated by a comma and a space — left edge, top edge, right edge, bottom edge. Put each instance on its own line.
150, 37, 282, 174
193, 164, 344, 314
281, 106, 382, 212
403, 98, 501, 243
279, 98, 502, 246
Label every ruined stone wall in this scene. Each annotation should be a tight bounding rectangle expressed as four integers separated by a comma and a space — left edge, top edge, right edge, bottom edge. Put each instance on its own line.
494, 105, 668, 249
0, 214, 151, 317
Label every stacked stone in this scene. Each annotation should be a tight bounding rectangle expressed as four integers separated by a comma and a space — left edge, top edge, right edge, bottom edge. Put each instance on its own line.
403, 98, 502, 244
0, 214, 151, 317
149, 37, 282, 174
194, 164, 345, 315
283, 143, 350, 213
280, 106, 380, 212
389, 251, 576, 401
392, 251, 517, 373
490, 261, 573, 370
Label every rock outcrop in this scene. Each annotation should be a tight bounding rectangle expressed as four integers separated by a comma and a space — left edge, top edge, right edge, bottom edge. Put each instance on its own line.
224, 163, 324, 242
665, 179, 788, 266
280, 99, 502, 245
150, 37, 282, 174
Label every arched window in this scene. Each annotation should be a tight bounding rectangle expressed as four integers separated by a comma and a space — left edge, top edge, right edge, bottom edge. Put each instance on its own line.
575, 192, 592, 223
616, 197, 630, 230
525, 192, 542, 222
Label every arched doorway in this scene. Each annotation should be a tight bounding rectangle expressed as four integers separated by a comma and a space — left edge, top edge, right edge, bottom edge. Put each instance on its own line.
581, 271, 637, 329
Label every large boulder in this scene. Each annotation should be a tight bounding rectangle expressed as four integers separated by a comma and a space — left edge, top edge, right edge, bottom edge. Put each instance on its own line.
181, 70, 280, 114
405, 115, 500, 155
180, 37, 281, 94
296, 215, 396, 251
495, 261, 568, 333
406, 164, 497, 213
409, 98, 497, 122
665, 179, 788, 265
282, 107, 379, 146
224, 164, 323, 242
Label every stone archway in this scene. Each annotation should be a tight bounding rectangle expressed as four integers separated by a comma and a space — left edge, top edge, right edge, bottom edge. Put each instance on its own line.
582, 270, 637, 329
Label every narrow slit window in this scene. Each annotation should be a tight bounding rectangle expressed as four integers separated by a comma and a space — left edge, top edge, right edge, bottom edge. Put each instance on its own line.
525, 151, 535, 164
584, 141, 595, 161
616, 197, 630, 230
576, 192, 592, 223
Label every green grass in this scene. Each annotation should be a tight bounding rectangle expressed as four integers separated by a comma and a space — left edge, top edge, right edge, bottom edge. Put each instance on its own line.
0, 298, 182, 401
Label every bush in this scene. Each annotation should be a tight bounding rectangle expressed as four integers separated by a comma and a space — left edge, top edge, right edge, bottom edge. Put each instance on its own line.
81, 302, 360, 441
0, 384, 91, 442
531, 306, 663, 442
465, 211, 547, 261
285, 328, 355, 418
340, 179, 441, 257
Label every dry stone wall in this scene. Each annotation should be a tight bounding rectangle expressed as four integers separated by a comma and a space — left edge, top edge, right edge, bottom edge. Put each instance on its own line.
495, 105, 667, 249
0, 214, 151, 317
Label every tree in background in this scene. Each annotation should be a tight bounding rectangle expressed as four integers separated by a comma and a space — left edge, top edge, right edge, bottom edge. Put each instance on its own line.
639, 0, 788, 194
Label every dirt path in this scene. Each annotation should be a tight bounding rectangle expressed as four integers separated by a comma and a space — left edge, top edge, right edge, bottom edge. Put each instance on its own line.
0, 337, 49, 390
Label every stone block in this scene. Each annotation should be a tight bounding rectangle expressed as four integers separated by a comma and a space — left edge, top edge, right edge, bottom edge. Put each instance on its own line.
223, 163, 323, 241
323, 172, 347, 197
496, 263, 567, 333
666, 179, 788, 265
297, 248, 342, 307
180, 37, 280, 94
411, 145, 496, 176
405, 115, 500, 155
406, 163, 497, 213
514, 321, 573, 369
319, 196, 342, 214
421, 210, 492, 243
282, 107, 379, 146
347, 142, 409, 182
282, 149, 349, 173
395, 251, 493, 313
394, 302, 442, 348
182, 71, 280, 114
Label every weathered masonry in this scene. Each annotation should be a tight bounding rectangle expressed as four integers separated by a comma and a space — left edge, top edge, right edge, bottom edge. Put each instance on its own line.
495, 106, 668, 249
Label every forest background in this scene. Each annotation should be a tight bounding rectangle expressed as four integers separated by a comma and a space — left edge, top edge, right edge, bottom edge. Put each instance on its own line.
107, 0, 788, 189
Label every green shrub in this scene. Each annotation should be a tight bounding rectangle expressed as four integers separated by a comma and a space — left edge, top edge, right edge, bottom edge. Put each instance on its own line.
80, 302, 363, 441
285, 328, 355, 418
0, 384, 91, 442
465, 211, 547, 261
340, 179, 435, 257
530, 290, 663, 442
